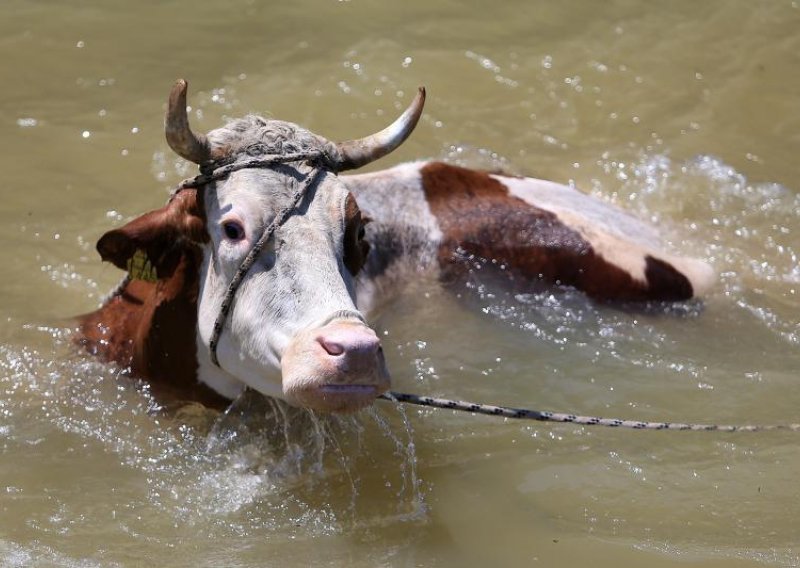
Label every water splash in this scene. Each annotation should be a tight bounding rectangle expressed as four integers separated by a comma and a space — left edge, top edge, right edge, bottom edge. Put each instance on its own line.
365, 398, 427, 523
0, 326, 430, 543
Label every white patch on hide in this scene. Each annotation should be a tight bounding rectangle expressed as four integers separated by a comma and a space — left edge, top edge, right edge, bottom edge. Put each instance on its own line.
343, 161, 444, 315
344, 162, 443, 241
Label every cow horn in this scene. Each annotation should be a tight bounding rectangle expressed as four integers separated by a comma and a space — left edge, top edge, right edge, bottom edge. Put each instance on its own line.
165, 79, 211, 165
332, 87, 426, 172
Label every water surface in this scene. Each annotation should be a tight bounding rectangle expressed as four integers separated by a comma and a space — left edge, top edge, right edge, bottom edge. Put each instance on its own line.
1, 1, 799, 566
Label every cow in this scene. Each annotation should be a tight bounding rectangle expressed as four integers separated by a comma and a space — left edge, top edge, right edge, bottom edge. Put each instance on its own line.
77, 80, 714, 414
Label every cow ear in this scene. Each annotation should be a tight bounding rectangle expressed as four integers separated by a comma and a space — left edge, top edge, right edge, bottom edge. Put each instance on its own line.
343, 193, 370, 276
97, 190, 207, 280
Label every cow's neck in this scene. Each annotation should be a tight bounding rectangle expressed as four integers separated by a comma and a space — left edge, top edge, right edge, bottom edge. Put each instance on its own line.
136, 249, 197, 373
79, 246, 231, 408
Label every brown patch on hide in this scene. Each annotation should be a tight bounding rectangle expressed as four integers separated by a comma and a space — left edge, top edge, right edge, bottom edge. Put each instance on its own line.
420, 162, 693, 301
342, 192, 370, 276
77, 190, 228, 409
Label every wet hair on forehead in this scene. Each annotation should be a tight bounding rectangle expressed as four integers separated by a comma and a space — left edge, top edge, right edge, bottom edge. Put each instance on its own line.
206, 116, 335, 160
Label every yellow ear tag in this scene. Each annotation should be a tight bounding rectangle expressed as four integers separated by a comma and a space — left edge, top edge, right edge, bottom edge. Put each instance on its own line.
126, 249, 158, 282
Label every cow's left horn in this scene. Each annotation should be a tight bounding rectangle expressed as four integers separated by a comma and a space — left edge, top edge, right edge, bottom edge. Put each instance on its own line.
165, 79, 212, 165
332, 87, 426, 172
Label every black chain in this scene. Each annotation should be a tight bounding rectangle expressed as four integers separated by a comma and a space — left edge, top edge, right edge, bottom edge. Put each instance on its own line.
379, 391, 800, 432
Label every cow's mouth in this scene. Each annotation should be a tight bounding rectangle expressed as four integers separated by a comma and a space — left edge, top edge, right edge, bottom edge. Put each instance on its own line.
286, 382, 386, 413
318, 384, 379, 394
281, 319, 391, 412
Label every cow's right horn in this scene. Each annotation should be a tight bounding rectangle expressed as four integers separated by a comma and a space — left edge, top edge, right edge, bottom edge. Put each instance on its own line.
331, 87, 426, 172
165, 79, 212, 165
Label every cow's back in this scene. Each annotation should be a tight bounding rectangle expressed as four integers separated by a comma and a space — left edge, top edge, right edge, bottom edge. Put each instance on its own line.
343, 161, 714, 303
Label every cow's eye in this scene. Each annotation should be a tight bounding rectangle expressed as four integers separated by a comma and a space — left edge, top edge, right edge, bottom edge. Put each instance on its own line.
222, 220, 245, 241
357, 225, 366, 240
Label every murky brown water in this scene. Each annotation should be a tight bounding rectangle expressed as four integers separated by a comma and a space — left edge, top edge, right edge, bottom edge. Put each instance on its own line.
1, 0, 799, 566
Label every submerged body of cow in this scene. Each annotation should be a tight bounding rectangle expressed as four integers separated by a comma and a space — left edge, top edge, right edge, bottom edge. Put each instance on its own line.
77, 80, 714, 413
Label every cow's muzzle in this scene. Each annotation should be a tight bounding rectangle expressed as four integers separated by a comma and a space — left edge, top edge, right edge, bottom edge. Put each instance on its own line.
281, 319, 390, 413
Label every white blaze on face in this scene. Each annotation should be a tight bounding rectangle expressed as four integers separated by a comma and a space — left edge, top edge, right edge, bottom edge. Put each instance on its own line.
194, 166, 389, 411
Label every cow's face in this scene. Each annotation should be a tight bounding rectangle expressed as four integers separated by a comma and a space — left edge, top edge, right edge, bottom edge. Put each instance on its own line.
195, 156, 387, 412
96, 80, 424, 413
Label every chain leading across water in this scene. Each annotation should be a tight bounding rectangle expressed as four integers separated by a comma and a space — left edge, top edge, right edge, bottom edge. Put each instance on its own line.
379, 392, 800, 432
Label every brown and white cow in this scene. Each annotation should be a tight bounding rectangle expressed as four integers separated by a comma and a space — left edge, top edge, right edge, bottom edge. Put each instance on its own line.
77, 80, 714, 413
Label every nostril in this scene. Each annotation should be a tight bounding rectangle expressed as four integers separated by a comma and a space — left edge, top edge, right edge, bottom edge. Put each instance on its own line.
316, 324, 382, 360
318, 336, 345, 356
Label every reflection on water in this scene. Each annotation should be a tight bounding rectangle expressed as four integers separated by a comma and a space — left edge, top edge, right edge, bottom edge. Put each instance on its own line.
1, 0, 799, 565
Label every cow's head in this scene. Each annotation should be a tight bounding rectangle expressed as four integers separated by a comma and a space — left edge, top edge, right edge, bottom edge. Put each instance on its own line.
97, 80, 425, 413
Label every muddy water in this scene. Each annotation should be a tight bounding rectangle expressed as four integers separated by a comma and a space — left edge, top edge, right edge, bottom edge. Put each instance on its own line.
1, 0, 799, 566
